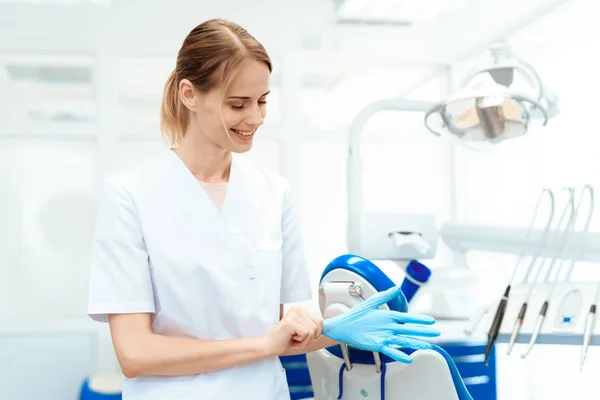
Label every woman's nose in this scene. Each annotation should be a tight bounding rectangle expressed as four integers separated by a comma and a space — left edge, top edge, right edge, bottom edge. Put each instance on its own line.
246, 104, 265, 126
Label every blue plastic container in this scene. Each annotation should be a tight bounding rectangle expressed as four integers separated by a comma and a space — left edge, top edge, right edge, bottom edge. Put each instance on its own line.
400, 260, 432, 303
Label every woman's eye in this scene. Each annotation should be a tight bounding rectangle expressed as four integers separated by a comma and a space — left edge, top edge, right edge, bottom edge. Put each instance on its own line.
230, 100, 267, 110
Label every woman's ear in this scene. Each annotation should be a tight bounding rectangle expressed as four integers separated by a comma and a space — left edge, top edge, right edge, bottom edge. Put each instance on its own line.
178, 79, 197, 111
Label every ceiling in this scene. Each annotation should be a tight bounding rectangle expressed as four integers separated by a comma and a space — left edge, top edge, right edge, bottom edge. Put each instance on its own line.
0, 0, 572, 65
0, 0, 583, 128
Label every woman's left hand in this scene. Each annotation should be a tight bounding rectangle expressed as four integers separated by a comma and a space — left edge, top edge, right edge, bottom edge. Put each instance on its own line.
264, 306, 323, 356
322, 285, 440, 363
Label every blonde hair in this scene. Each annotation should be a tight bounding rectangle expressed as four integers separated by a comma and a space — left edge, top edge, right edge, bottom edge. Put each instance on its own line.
160, 19, 272, 147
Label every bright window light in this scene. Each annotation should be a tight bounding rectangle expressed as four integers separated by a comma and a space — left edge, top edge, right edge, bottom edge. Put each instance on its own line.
337, 0, 463, 23
0, 0, 110, 5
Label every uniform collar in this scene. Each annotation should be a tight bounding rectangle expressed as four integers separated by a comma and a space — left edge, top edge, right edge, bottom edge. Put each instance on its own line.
161, 149, 241, 228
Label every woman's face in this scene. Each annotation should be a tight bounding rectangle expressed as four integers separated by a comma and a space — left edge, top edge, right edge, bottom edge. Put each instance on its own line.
181, 60, 270, 154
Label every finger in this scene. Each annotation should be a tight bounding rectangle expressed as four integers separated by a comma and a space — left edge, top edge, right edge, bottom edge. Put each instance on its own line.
292, 335, 310, 348
388, 310, 436, 325
305, 314, 321, 341
305, 318, 319, 343
291, 329, 309, 343
294, 327, 316, 346
289, 320, 309, 342
297, 333, 312, 348
380, 346, 412, 364
297, 311, 318, 342
290, 321, 312, 348
367, 286, 402, 308
289, 322, 309, 348
290, 312, 317, 345
394, 324, 440, 338
311, 315, 324, 338
390, 335, 434, 351
294, 309, 321, 343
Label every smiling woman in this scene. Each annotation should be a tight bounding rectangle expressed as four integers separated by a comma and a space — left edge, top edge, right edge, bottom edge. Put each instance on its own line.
221, 62, 271, 145
160, 18, 273, 151
87, 18, 325, 400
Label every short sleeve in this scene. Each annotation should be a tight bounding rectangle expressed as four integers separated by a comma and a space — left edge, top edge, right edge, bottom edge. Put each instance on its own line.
280, 181, 313, 304
87, 177, 155, 323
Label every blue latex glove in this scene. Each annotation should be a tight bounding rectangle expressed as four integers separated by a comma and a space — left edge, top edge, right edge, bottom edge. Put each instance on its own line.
322, 285, 440, 363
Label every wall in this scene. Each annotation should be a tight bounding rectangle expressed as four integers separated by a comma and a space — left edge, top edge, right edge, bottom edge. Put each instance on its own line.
0, 44, 452, 398
449, 0, 600, 398
3, 1, 600, 397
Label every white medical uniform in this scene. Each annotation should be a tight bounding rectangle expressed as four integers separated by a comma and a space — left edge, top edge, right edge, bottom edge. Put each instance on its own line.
87, 149, 313, 400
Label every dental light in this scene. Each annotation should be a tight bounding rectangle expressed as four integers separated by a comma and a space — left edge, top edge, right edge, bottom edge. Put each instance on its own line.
424, 43, 558, 145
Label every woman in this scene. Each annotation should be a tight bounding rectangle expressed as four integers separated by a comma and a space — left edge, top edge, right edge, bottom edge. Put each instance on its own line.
88, 19, 334, 400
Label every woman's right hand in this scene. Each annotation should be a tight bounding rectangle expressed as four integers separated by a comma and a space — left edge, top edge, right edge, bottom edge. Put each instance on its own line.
264, 306, 323, 356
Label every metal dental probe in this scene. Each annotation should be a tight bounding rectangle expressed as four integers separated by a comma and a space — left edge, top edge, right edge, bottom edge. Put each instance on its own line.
506, 188, 575, 356
481, 188, 555, 364
567, 185, 596, 370
503, 189, 556, 355
581, 281, 600, 371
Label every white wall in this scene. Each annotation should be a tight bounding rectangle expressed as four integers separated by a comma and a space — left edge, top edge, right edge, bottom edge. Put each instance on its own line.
449, 1, 600, 398
298, 110, 454, 296
2, 1, 600, 398
0, 137, 97, 321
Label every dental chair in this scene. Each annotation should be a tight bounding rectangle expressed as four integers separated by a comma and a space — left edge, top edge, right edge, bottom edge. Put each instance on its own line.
306, 254, 475, 400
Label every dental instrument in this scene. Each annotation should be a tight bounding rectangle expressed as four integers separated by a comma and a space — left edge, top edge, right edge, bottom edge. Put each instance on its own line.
483, 286, 508, 366
520, 186, 594, 359
505, 188, 575, 357
502, 189, 556, 355
504, 188, 574, 359
465, 188, 554, 336
554, 185, 598, 369
581, 281, 600, 370
480, 188, 555, 364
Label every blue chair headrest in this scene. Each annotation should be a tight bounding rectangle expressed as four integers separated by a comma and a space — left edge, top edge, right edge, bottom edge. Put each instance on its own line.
80, 378, 122, 400
320, 254, 407, 313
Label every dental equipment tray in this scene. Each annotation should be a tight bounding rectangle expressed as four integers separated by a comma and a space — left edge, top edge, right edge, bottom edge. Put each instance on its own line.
472, 282, 600, 347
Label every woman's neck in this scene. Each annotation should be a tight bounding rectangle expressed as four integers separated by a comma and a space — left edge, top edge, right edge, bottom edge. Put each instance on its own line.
173, 134, 232, 183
